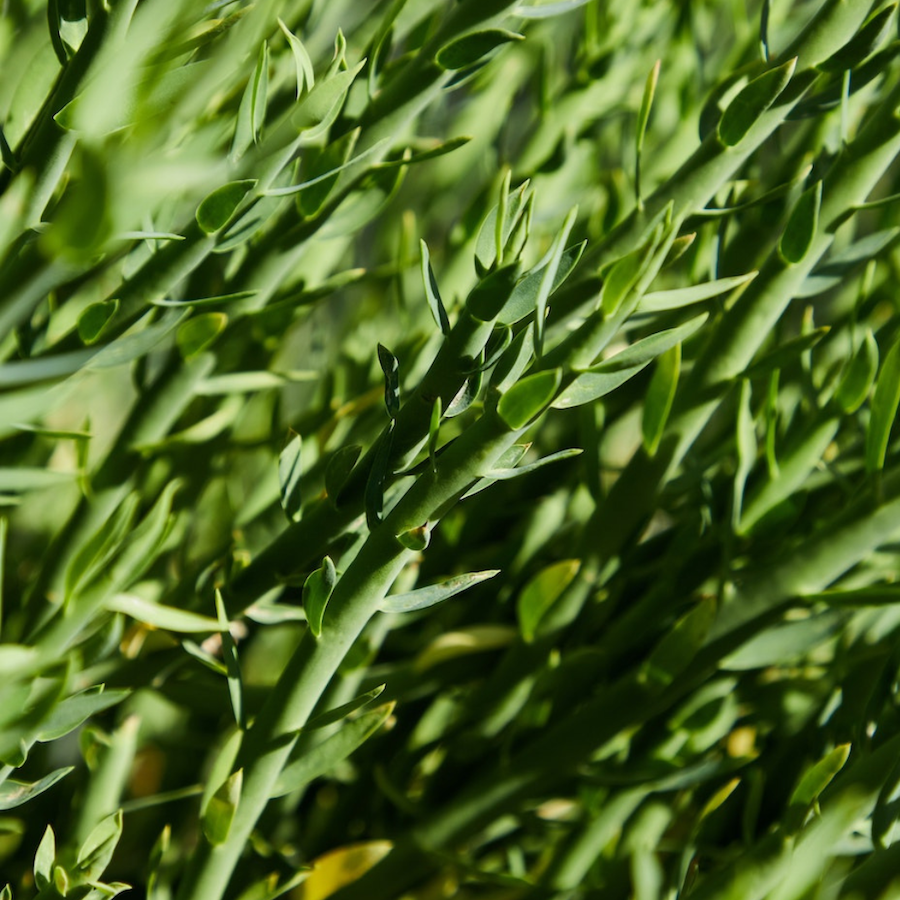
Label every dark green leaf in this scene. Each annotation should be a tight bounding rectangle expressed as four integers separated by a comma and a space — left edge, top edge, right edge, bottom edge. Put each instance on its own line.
717, 57, 796, 146
487, 447, 582, 480
866, 336, 900, 473
498, 242, 585, 326
818, 4, 896, 73
305, 685, 386, 731
325, 444, 362, 506
445, 364, 482, 418
835, 329, 878, 413
436, 29, 524, 70
420, 240, 450, 335
489, 325, 535, 393
428, 397, 442, 474
498, 369, 561, 429
279, 433, 303, 522
107, 594, 222, 632
77, 300, 119, 345
466, 264, 521, 322
779, 180, 822, 264
376, 136, 471, 169
641, 597, 716, 687
272, 705, 395, 797
196, 181, 256, 234
216, 590, 244, 729
743, 327, 829, 379
378, 344, 400, 419
601, 240, 657, 316
303, 557, 337, 638
0, 768, 72, 812
365, 421, 394, 530
380, 570, 499, 614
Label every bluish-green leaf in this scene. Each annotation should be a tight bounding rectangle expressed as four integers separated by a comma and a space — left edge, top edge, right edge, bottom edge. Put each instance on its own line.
303, 557, 337, 638
75, 810, 122, 879
498, 369, 561, 429
37, 687, 131, 742
196, 181, 256, 234
717, 57, 796, 146
176, 313, 227, 360
77, 300, 119, 345
779, 181, 822, 264
278, 18, 315, 99
0, 768, 72, 811
380, 570, 499, 614
866, 336, 900, 473
279, 433, 303, 522
34, 825, 55, 890
272, 704, 395, 798
639, 272, 756, 313
232, 41, 269, 161
518, 560, 580, 642
436, 29, 524, 70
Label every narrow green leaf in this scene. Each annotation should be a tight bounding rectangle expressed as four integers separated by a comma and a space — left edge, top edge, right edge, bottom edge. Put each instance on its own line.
88, 310, 189, 370
642, 343, 681, 456
107, 593, 221, 633
717, 57, 797, 146
733, 379, 757, 531
377, 136, 471, 169
466, 263, 521, 322
365, 421, 394, 531
152, 291, 258, 309
293, 60, 366, 140
272, 705, 395, 798
779, 181, 822, 264
306, 686, 386, 732
0, 768, 73, 811
420, 240, 450, 335
196, 181, 256, 234
517, 560, 580, 642
743, 327, 829, 379
641, 597, 717, 688
601, 240, 657, 316
0, 517, 5, 639
325, 444, 362, 507
866, 336, 900, 473
302, 557, 337, 638
487, 447, 582, 480
216, 590, 244, 729
498, 369, 561, 429
490, 325, 535, 394
202, 769, 242, 846
594, 314, 706, 373
279, 433, 303, 522
498, 242, 585, 326
77, 300, 119, 345
263, 138, 389, 197
278, 18, 315, 99
552, 363, 648, 410
535, 208, 578, 354
635, 60, 660, 207
639, 272, 756, 313
834, 329, 878, 413
378, 344, 400, 419
380, 570, 499, 614
818, 4, 896, 73
446, 364, 483, 418
475, 182, 529, 275
200, 729, 242, 818
34, 825, 55, 891
791, 744, 852, 808
428, 397, 442, 474
176, 313, 227, 360
461, 443, 530, 498
37, 688, 131, 742
436, 29, 524, 70
232, 42, 269, 160
515, 0, 592, 17
76, 810, 123, 878
759, 0, 771, 60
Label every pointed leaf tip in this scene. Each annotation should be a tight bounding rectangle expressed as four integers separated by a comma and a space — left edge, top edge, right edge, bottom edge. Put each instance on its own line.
718, 57, 796, 147
498, 369, 561, 430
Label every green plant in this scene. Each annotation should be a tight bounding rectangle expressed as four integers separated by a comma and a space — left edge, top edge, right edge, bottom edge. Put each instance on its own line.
2, 1, 900, 899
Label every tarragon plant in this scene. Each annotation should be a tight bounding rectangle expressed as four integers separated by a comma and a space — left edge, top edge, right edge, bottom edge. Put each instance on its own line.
2, 1, 900, 899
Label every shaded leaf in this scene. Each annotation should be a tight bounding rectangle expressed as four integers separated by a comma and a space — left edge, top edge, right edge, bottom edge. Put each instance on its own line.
202, 769, 242, 846
744, 327, 829, 379
272, 704, 395, 797
34, 825, 55, 890
196, 181, 256, 234
306, 685, 386, 731
75, 810, 122, 879
779, 181, 822, 264
216, 590, 244, 729
642, 343, 681, 456
232, 41, 269, 160
365, 421, 394, 530
487, 447, 582, 480
77, 300, 119, 345
436, 29, 524, 70
420, 240, 450, 335
594, 314, 706, 373
518, 559, 580, 642
176, 313, 227, 360
378, 344, 400, 419
641, 597, 716, 688
279, 433, 303, 522
639, 272, 756, 313
326, 444, 362, 506
866, 336, 900, 473
0, 768, 72, 811
818, 4, 896, 73
37, 688, 131, 742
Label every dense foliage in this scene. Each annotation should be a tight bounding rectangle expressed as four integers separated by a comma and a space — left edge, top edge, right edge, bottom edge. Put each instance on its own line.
2, 0, 900, 898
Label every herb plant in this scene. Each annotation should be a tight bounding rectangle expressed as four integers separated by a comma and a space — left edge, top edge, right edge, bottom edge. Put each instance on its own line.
2, 1, 900, 899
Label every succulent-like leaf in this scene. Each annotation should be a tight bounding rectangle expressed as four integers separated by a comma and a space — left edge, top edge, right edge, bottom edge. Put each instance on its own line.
717, 57, 796, 146
303, 557, 337, 638
498, 369, 561, 429
380, 570, 499, 614
436, 29, 524, 70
